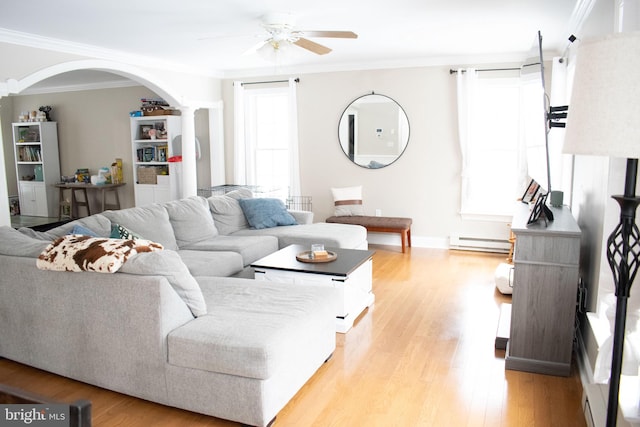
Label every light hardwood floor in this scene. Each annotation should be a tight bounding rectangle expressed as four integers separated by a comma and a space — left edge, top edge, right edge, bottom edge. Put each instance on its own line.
0, 246, 586, 426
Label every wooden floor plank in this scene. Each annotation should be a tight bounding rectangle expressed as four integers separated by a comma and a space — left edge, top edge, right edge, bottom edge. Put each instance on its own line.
0, 246, 586, 426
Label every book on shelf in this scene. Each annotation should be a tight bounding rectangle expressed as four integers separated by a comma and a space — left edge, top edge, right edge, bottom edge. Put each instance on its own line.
137, 145, 168, 162
18, 146, 42, 162
140, 97, 169, 107
143, 147, 155, 162
157, 145, 168, 162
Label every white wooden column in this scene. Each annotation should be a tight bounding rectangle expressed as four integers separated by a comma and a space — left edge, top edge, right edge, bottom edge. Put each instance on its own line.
179, 106, 198, 198
0, 101, 10, 227
209, 103, 225, 186
616, 0, 640, 31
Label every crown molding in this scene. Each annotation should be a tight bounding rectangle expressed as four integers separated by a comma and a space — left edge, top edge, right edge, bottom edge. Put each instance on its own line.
221, 51, 534, 79
0, 28, 222, 79
18, 78, 141, 95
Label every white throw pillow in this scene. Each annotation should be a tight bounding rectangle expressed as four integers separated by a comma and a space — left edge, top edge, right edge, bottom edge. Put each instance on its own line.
331, 185, 365, 216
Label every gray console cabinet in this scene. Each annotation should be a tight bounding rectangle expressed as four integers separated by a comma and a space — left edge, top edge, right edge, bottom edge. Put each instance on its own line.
506, 204, 581, 376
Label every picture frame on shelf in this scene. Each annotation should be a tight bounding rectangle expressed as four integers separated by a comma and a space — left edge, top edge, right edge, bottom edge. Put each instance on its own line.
527, 192, 548, 225
521, 179, 540, 204
139, 125, 153, 140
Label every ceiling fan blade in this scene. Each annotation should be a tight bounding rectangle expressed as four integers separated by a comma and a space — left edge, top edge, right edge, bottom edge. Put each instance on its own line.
302, 30, 358, 39
293, 37, 332, 55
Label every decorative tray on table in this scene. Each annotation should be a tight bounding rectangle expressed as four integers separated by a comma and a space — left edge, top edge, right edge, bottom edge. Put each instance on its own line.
296, 251, 338, 263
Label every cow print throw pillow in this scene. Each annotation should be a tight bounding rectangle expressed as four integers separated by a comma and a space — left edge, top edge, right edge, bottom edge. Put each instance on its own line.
37, 234, 163, 274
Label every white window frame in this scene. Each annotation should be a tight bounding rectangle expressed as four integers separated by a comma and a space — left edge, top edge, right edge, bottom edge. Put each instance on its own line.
233, 79, 301, 198
458, 70, 527, 222
244, 86, 290, 194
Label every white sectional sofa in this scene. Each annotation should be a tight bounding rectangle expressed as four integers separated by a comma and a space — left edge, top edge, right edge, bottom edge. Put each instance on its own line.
0, 189, 367, 426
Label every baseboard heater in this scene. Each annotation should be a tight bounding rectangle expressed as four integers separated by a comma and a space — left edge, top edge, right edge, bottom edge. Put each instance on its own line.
449, 235, 510, 253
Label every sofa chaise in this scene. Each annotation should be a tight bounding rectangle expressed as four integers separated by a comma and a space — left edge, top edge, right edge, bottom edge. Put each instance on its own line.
0, 189, 368, 426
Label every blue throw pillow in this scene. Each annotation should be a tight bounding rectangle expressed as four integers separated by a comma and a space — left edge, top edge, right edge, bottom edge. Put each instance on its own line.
69, 224, 99, 237
238, 198, 298, 230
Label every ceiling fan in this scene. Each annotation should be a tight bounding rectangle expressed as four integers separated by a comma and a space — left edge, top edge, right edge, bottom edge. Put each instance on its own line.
248, 12, 358, 56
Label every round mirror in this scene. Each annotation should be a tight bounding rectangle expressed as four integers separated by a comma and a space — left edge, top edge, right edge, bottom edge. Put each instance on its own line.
338, 93, 410, 168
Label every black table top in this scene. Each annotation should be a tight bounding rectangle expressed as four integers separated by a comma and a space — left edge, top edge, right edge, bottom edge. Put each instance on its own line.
250, 244, 375, 277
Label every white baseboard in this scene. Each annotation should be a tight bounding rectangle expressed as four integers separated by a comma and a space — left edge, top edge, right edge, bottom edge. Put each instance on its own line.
578, 331, 607, 427
365, 232, 448, 250
367, 232, 509, 253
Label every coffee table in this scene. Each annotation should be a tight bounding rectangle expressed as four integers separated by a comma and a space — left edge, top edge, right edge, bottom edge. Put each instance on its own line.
251, 244, 375, 333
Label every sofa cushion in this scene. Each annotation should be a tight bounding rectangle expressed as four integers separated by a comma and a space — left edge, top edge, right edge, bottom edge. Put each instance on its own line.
177, 250, 244, 277
288, 209, 314, 225
331, 185, 365, 216
18, 214, 112, 240
168, 277, 337, 380
181, 235, 279, 266
119, 250, 207, 317
238, 198, 297, 230
0, 226, 50, 257
207, 189, 252, 235
232, 222, 368, 250
222, 188, 253, 200
102, 204, 178, 250
36, 234, 163, 273
164, 197, 219, 247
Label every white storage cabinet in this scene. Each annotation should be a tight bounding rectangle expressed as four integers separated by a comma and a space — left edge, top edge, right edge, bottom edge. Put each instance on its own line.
12, 122, 60, 217
130, 116, 182, 206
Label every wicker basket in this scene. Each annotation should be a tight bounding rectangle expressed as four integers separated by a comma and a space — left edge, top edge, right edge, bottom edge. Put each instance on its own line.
143, 108, 181, 116
137, 167, 158, 184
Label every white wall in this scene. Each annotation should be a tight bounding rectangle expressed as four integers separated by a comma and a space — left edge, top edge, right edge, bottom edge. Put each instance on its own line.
570, 0, 617, 318
223, 66, 517, 246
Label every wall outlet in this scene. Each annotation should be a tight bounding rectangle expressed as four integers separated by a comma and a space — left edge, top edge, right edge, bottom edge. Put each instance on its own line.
375, 209, 382, 217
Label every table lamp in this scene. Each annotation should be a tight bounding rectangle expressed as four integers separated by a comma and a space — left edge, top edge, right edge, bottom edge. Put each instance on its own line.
563, 31, 640, 426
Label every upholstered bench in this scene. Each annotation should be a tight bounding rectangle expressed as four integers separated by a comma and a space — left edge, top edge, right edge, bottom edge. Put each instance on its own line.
326, 216, 412, 253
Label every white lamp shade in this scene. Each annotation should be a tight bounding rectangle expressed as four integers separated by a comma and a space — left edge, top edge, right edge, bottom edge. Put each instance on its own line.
563, 31, 640, 158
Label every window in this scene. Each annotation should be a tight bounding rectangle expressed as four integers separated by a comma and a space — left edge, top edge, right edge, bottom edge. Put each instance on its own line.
457, 71, 527, 219
233, 79, 301, 197
245, 88, 290, 191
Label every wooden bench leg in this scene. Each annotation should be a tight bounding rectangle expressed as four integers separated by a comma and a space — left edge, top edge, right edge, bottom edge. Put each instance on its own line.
401, 230, 407, 253
400, 228, 411, 253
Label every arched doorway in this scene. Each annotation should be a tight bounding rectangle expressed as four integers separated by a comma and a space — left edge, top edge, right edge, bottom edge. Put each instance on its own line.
0, 59, 221, 227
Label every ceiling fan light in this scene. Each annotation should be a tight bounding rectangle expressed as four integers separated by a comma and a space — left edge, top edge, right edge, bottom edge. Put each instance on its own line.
257, 39, 293, 62
256, 42, 275, 61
